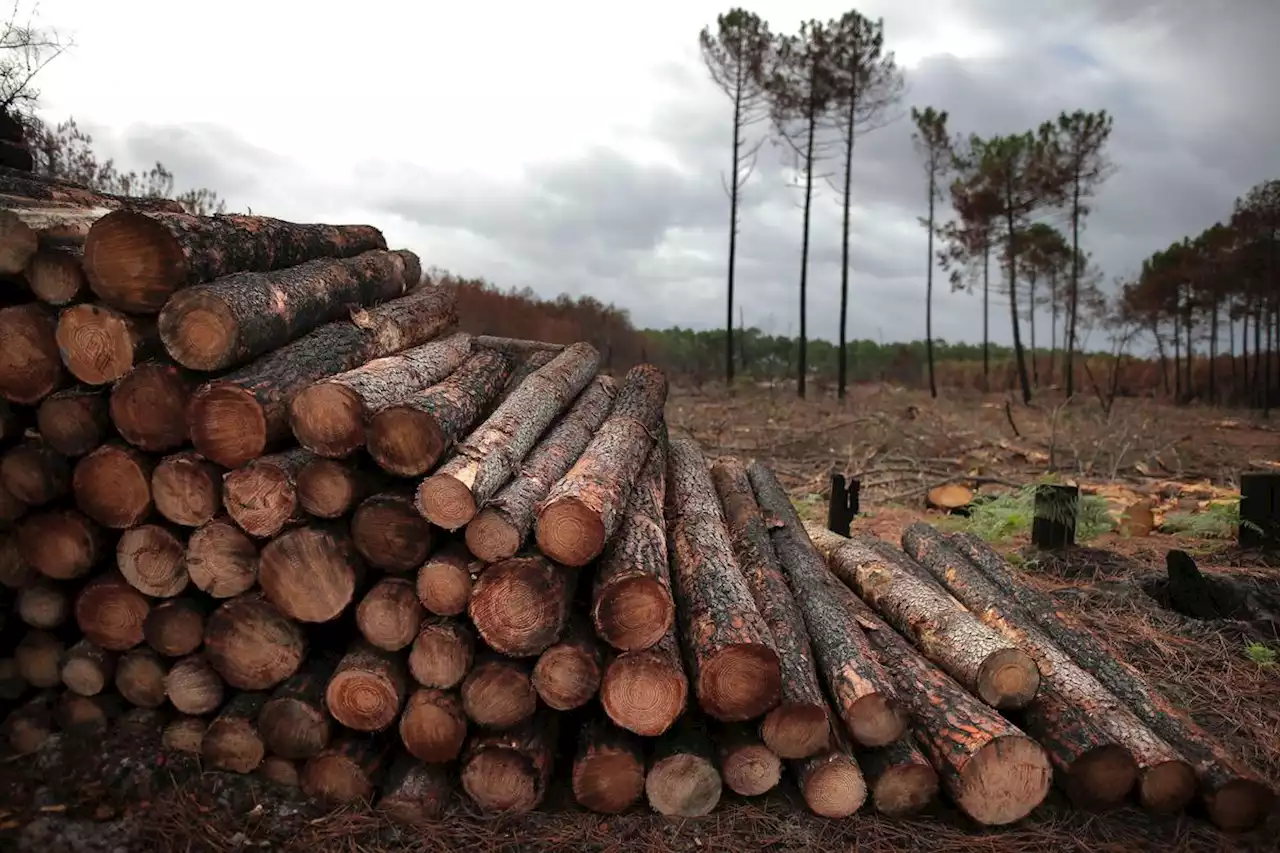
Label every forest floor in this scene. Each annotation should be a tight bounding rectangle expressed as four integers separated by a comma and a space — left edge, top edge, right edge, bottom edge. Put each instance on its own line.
3, 381, 1279, 853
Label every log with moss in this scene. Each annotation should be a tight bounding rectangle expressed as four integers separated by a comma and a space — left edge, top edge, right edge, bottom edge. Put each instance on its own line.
461, 713, 558, 813
467, 555, 577, 658
259, 525, 364, 623
0, 303, 65, 404
223, 447, 312, 538
72, 443, 154, 528
645, 714, 723, 818
55, 303, 160, 386
36, 386, 108, 456
108, 361, 192, 452
351, 490, 434, 573
572, 716, 646, 814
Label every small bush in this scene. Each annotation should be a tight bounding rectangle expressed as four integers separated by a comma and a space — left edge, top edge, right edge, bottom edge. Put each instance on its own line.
1245, 641, 1277, 667
1161, 499, 1258, 540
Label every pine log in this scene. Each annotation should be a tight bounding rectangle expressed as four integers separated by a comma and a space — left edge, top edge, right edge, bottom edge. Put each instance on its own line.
143, 596, 206, 657
301, 737, 389, 805
0, 303, 64, 403
460, 654, 536, 729
186, 517, 258, 597
36, 386, 108, 456
296, 456, 382, 519
417, 342, 600, 530
117, 523, 189, 597
60, 638, 117, 696
857, 732, 940, 817
532, 617, 602, 711
108, 361, 192, 452
259, 525, 363, 622
162, 715, 207, 753
378, 757, 452, 824
202, 691, 268, 773
15, 630, 64, 688
949, 531, 1275, 831
17, 577, 68, 628
75, 571, 150, 651
747, 462, 909, 747
591, 432, 673, 652
0, 208, 37, 274
366, 348, 513, 477
115, 647, 167, 708
83, 209, 388, 313
415, 542, 482, 617
18, 509, 100, 579
116, 706, 170, 737
356, 577, 423, 651
467, 555, 577, 657
203, 591, 306, 690
901, 523, 1184, 812
535, 365, 666, 567
26, 245, 88, 306
55, 303, 160, 385
158, 249, 420, 371
398, 687, 468, 762
665, 434, 780, 722
0, 479, 26, 526
351, 490, 434, 573
599, 625, 688, 737
56, 692, 125, 734
645, 715, 723, 818
473, 335, 564, 356
715, 722, 782, 796
325, 641, 408, 732
1, 439, 69, 505
4, 691, 55, 754
165, 653, 225, 715
0, 658, 25, 700
222, 447, 312, 538
572, 716, 646, 814
73, 443, 154, 528
258, 656, 336, 759
258, 756, 300, 788
152, 452, 222, 527
461, 713, 557, 813
465, 376, 617, 563
408, 617, 474, 689
0, 531, 32, 587
711, 456, 830, 759
289, 331, 474, 458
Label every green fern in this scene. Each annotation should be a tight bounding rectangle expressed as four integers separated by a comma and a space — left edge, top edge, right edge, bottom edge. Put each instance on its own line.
959, 485, 1114, 544
1161, 499, 1261, 540
1245, 642, 1277, 667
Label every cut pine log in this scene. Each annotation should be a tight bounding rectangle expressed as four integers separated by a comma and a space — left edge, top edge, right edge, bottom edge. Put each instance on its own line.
289, 331, 474, 458
165, 654, 225, 715
591, 433, 674, 652
15, 630, 63, 688
26, 245, 88, 306
75, 571, 150, 651
531, 617, 602, 711
83, 209, 388, 314
72, 443, 154, 528
152, 452, 222, 527
417, 341, 600, 530
259, 525, 363, 623
115, 647, 168, 708
5, 691, 55, 754
158, 249, 420, 371
715, 723, 782, 797
464, 376, 617, 563
0, 208, 37, 274
0, 479, 26, 526
378, 757, 452, 824
599, 626, 688, 737
60, 638, 117, 696
18, 509, 101, 580
415, 543, 482, 616
712, 457, 830, 759
56, 691, 124, 735
108, 361, 192, 452
163, 716, 207, 754
645, 715, 723, 818
144, 597, 206, 658
408, 617, 475, 690
572, 716, 646, 814
187, 284, 457, 468
117, 523, 189, 597
366, 348, 513, 477
857, 733, 940, 817
17, 577, 69, 628
0, 303, 64, 404
223, 447, 311, 538
356, 577, 423, 651
186, 517, 258, 597
326, 641, 408, 732
258, 657, 336, 759
55, 303, 159, 386
468, 555, 576, 657
2, 439, 69, 505
948, 530, 1275, 831
258, 756, 301, 788
665, 434, 780, 722
746, 462, 908, 748
203, 591, 306, 690
461, 713, 558, 813
36, 386, 108, 456
461, 654, 536, 730
203, 692, 268, 773
351, 490, 434, 573
398, 687, 468, 762
535, 364, 666, 567
296, 456, 382, 519
301, 737, 389, 805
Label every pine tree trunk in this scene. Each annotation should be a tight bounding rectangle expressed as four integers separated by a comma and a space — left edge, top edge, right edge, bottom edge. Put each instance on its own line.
460, 654, 536, 730
186, 517, 258, 598
295, 456, 383, 519
398, 687, 467, 762
326, 640, 408, 732
143, 597, 206, 658
114, 647, 167, 708
408, 616, 474, 690
599, 622, 689, 737
351, 490, 434, 573
36, 386, 108, 456
202, 691, 268, 773
645, 715, 723, 817
415, 543, 483, 617
222, 447, 313, 538
0, 303, 65, 404
55, 303, 160, 386
27, 245, 88, 306
259, 525, 364, 623
714, 722, 781, 796
301, 737, 389, 805
203, 591, 306, 690
60, 639, 116, 697
152, 451, 223, 527
378, 757, 452, 824
117, 524, 189, 597
468, 556, 577, 657
258, 656, 336, 759
74, 571, 150, 651
790, 725, 867, 818
461, 713, 558, 813
19, 509, 101, 580
572, 715, 646, 814
355, 577, 423, 652
531, 616, 602, 711
72, 443, 154, 528
109, 361, 193, 452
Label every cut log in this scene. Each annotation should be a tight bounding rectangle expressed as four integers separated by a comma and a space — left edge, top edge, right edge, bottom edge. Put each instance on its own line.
0, 479, 26, 526
0, 208, 37, 274
222, 447, 312, 538
592, 433, 674, 652
415, 542, 482, 617
532, 617, 602, 711
115, 647, 168, 708
461, 713, 558, 813
467, 555, 576, 657
289, 331, 474, 458
152, 452, 222, 527
162, 716, 207, 754
465, 376, 617, 563
325, 641, 408, 732
158, 249, 420, 371
55, 303, 159, 385
665, 435, 780, 722
83, 209, 388, 313
949, 531, 1275, 831
258, 756, 300, 788
714, 722, 782, 796
711, 456, 830, 759
258, 656, 336, 759
202, 691, 268, 773
408, 617, 474, 690
60, 638, 117, 696
17, 577, 68, 628
535, 364, 666, 567
296, 456, 382, 519
56, 691, 124, 734
746, 462, 908, 748
367, 348, 513, 477
927, 482, 973, 511
143, 597, 206, 657
108, 361, 192, 452
645, 715, 723, 818
165, 653, 225, 715
259, 525, 363, 622
460, 654, 536, 729
300, 737, 389, 804
36, 386, 108, 456
398, 687, 468, 762
75, 571, 150, 650
417, 342, 600, 530
117, 523, 189, 597
18, 509, 100, 579
378, 757, 452, 823
0, 532, 32, 587
26, 245, 88, 306
857, 732, 940, 817
186, 517, 257, 597
187, 284, 457, 468
116, 706, 169, 736
15, 630, 64, 688
474, 335, 564, 356
203, 591, 306, 690
0, 303, 64, 403
356, 577, 423, 651
0, 658, 25, 700
72, 443, 154, 528
351, 490, 434, 573
0, 397, 27, 445
5, 691, 55, 754
1, 439, 69, 505
572, 716, 646, 814
599, 626, 688, 737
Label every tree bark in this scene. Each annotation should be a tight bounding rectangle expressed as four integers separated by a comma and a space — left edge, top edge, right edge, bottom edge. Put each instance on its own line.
858, 732, 940, 817
351, 490, 434, 573
746, 462, 906, 747
203, 591, 306, 690
378, 757, 452, 824
164, 653, 225, 715
465, 375, 617, 563
418, 342, 600, 530
535, 364, 667, 567
415, 542, 483, 617
143, 596, 206, 658
1, 439, 69, 505
714, 722, 781, 796
599, 622, 689, 737
107, 361, 192, 452
790, 725, 868, 819
55, 303, 160, 386
468, 555, 576, 657
60, 638, 116, 697
202, 691, 268, 773
186, 516, 258, 597
645, 714, 723, 818
300, 737, 389, 805
152, 451, 223, 527
15, 630, 63, 688
72, 443, 154, 528
258, 656, 336, 759
295, 456, 382, 519
572, 715, 646, 814
355, 577, 423, 651
259, 525, 364, 623
223, 447, 312, 538
461, 713, 558, 813
531, 616, 602, 711
0, 303, 65, 404
398, 687, 468, 762
408, 616, 474, 690
18, 508, 101, 580
115, 647, 167, 708
117, 523, 189, 597
27, 245, 88, 307
75, 571, 150, 651
326, 640, 408, 732
460, 654, 536, 730
36, 386, 108, 456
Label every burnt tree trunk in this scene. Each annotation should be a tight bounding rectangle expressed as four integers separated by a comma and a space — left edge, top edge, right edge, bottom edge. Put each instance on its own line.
55, 303, 160, 386
468, 555, 577, 657
223, 447, 313, 538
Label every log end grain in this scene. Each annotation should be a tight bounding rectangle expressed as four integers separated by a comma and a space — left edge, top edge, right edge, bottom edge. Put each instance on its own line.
223, 458, 300, 539
157, 289, 240, 371
300, 743, 381, 805
532, 641, 602, 712
416, 473, 477, 532
461, 749, 540, 813
975, 647, 1041, 710
415, 547, 476, 616
760, 703, 831, 760
398, 688, 467, 762
0, 304, 62, 404
117, 524, 189, 597
161, 716, 207, 754
82, 209, 186, 313
15, 631, 63, 688
379, 759, 451, 824
847, 693, 911, 749
36, 388, 107, 456
720, 740, 781, 797
203, 593, 306, 690
73, 445, 153, 528
1061, 744, 1139, 811
592, 575, 674, 653
2, 442, 69, 506
1137, 760, 1199, 814
115, 648, 168, 708
258, 698, 332, 761
75, 573, 150, 651
408, 620, 474, 690
535, 496, 606, 568
1204, 778, 1276, 833
953, 734, 1053, 826
203, 708, 267, 773
461, 659, 536, 730
144, 598, 205, 658
367, 406, 446, 477
19, 510, 99, 581
698, 643, 781, 724
463, 509, 521, 564
288, 382, 364, 458
109, 363, 190, 452
325, 646, 406, 733
18, 580, 69, 629
296, 457, 363, 518
571, 727, 646, 814
795, 751, 868, 818
259, 527, 361, 623
467, 556, 574, 658
351, 494, 433, 574
645, 753, 722, 818
869, 761, 939, 817
599, 651, 688, 738
188, 383, 267, 469
27, 248, 86, 306
258, 756, 301, 788
55, 303, 144, 385
152, 454, 221, 527
355, 577, 423, 652
164, 655, 225, 716
186, 518, 258, 598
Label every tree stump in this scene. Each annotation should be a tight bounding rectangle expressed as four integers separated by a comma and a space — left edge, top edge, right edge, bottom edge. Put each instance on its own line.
1032, 483, 1078, 549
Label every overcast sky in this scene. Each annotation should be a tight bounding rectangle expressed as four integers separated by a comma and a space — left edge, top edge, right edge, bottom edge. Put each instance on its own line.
28, 0, 1279, 347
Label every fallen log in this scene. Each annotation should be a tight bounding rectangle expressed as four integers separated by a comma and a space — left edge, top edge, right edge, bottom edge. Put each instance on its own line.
351, 490, 434, 573
60, 638, 116, 697
18, 509, 101, 580
258, 657, 336, 759
186, 517, 258, 597
259, 525, 363, 623
108, 361, 192, 452
72, 443, 154, 528
117, 523, 189, 597
645, 715, 723, 818
326, 641, 408, 732
531, 617, 602, 711
115, 648, 167, 708
165, 653, 225, 715
223, 447, 312, 538
599, 621, 689, 737
715, 722, 782, 796
858, 732, 940, 817
572, 716, 646, 814
26, 245, 88, 306
143, 597, 206, 658
301, 737, 389, 805
152, 452, 222, 527
355, 577, 423, 652
296, 456, 382, 519
460, 654, 536, 729
75, 571, 150, 651
202, 692, 268, 773
203, 591, 306, 690
468, 555, 576, 657
0, 303, 64, 403
55, 303, 160, 386
398, 687, 468, 762
408, 617, 474, 690
461, 713, 557, 813
378, 757, 452, 824
1, 439, 69, 506
36, 386, 108, 456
